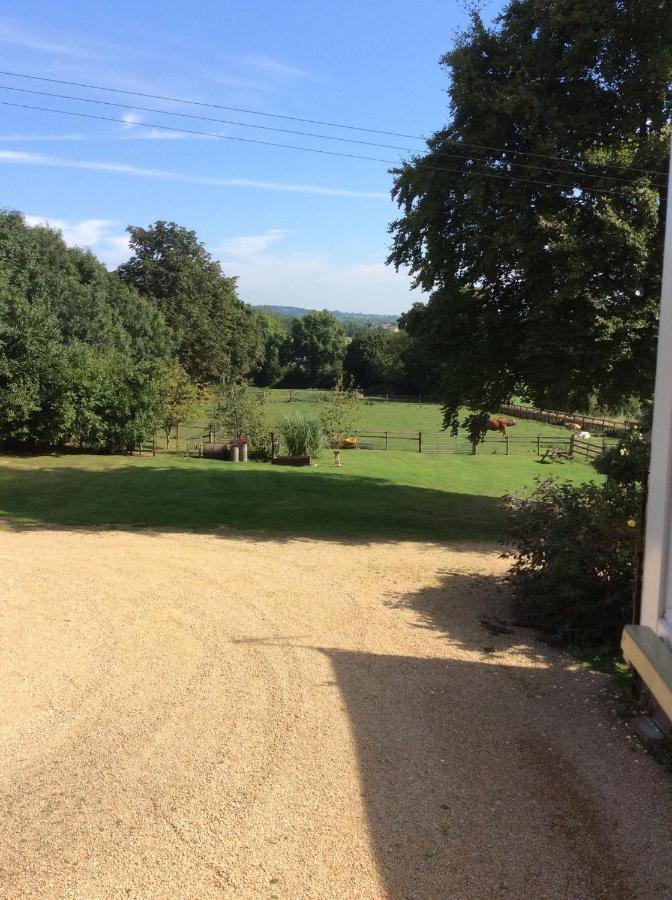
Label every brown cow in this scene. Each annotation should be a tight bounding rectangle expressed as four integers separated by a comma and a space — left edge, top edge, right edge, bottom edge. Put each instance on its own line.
486, 416, 516, 436
563, 421, 582, 431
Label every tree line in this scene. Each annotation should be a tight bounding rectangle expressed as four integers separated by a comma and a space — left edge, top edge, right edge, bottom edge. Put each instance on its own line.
0, 212, 425, 452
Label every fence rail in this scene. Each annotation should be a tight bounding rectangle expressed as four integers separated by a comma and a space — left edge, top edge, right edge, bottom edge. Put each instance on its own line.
160, 424, 620, 461
499, 403, 634, 435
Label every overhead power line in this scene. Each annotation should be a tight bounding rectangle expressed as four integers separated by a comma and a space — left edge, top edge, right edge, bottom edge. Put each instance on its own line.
0, 68, 666, 178
0, 82, 662, 189
0, 98, 659, 200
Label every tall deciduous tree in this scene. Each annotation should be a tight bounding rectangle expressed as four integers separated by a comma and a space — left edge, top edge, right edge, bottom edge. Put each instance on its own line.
118, 221, 263, 383
289, 310, 346, 387
388, 0, 672, 439
0, 211, 170, 450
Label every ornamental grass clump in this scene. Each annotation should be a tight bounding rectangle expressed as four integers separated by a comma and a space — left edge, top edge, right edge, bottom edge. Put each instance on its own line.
279, 413, 325, 458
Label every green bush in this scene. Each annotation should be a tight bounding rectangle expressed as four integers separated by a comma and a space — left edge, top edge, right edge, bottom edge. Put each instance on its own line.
211, 381, 270, 459
502, 476, 642, 648
279, 413, 324, 458
592, 430, 649, 484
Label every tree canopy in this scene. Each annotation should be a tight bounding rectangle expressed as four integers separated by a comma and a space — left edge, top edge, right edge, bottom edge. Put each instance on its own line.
288, 310, 347, 387
388, 0, 672, 438
0, 211, 171, 450
117, 221, 263, 383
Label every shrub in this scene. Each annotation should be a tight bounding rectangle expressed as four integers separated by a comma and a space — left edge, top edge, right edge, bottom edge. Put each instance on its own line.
279, 413, 324, 458
211, 381, 270, 459
320, 377, 362, 448
592, 430, 649, 484
502, 476, 643, 649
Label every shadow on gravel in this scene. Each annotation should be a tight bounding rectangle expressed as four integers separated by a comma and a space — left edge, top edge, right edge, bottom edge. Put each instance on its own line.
0, 461, 504, 543
318, 573, 639, 899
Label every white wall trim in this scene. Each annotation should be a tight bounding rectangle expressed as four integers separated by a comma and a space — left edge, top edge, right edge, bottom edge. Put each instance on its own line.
641, 135, 672, 641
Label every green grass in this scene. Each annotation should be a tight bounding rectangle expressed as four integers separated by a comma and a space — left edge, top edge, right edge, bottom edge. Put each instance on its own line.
174, 388, 588, 455
0, 450, 600, 543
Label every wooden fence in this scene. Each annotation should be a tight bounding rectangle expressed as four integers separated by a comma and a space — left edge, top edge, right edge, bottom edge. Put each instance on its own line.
499, 403, 634, 435
332, 431, 619, 459
164, 423, 620, 461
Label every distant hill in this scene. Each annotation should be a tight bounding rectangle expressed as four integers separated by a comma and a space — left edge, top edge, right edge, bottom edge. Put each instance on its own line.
253, 304, 398, 326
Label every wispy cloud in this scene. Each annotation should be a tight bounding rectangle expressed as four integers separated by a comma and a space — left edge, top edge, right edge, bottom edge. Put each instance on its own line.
0, 132, 92, 142
238, 54, 310, 80
218, 249, 418, 315
0, 130, 209, 143
0, 18, 96, 59
0, 17, 110, 61
218, 226, 418, 313
121, 112, 142, 127
0, 149, 389, 199
219, 229, 290, 257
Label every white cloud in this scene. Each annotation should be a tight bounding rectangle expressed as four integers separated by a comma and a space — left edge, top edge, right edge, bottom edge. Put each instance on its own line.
121, 112, 142, 127
0, 149, 389, 199
0, 18, 103, 59
219, 229, 289, 257
219, 249, 420, 315
24, 215, 130, 268
20, 213, 420, 313
239, 54, 310, 80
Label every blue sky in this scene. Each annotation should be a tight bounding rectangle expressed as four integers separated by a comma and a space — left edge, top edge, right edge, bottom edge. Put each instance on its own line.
0, 2, 499, 314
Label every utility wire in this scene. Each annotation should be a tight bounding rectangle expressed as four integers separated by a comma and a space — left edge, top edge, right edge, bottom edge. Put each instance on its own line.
0, 82, 661, 189
0, 99, 661, 200
0, 68, 666, 178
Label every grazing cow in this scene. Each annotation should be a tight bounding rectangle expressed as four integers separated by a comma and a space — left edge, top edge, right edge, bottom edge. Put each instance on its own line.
564, 421, 582, 431
486, 416, 516, 436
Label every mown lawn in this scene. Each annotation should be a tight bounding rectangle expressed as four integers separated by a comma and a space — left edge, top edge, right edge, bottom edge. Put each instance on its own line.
0, 450, 599, 543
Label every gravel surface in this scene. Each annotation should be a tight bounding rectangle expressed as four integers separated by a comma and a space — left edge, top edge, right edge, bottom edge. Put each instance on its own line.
2, 527, 672, 899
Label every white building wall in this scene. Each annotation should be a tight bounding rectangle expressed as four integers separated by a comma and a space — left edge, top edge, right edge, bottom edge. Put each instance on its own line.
640, 140, 672, 645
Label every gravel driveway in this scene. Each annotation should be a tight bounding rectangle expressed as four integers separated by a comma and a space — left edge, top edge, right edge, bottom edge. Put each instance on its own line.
2, 527, 672, 899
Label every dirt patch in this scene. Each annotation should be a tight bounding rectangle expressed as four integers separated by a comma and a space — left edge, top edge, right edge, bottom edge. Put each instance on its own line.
1, 529, 671, 898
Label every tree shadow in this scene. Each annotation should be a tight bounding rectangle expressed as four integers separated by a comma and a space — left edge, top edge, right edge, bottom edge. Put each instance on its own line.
0, 460, 506, 543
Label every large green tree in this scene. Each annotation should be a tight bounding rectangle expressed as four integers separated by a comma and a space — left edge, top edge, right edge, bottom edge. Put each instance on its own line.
252, 311, 290, 387
289, 310, 347, 387
117, 221, 263, 383
388, 0, 672, 438
0, 211, 170, 450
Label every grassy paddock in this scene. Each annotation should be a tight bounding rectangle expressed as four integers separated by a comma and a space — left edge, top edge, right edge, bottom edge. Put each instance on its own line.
171, 388, 591, 454
0, 450, 600, 543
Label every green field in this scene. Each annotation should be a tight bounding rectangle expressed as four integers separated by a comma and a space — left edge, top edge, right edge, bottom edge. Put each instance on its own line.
175, 388, 588, 455
0, 450, 599, 543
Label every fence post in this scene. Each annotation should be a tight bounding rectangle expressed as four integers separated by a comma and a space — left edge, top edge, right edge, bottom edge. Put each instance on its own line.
175, 422, 179, 450
537, 435, 541, 457
418, 431, 422, 453
270, 432, 276, 458
385, 431, 389, 451
506, 435, 509, 456
569, 434, 576, 458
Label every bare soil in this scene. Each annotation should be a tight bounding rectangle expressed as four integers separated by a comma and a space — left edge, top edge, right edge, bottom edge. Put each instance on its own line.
2, 527, 672, 899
